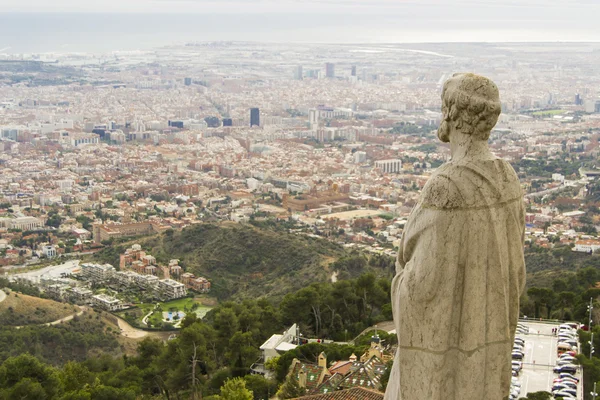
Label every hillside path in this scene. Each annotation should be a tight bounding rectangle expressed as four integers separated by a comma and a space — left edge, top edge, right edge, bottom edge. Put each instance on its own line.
0, 290, 5, 304
13, 306, 88, 329
47, 306, 88, 326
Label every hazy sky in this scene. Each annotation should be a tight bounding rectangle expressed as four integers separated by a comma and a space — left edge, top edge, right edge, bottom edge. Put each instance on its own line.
3, 0, 599, 15
1, 0, 599, 49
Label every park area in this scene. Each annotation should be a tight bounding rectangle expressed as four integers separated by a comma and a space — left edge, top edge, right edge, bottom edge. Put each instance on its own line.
116, 296, 214, 330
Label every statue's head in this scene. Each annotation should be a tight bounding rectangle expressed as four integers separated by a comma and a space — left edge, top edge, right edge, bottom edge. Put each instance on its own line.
437, 73, 501, 143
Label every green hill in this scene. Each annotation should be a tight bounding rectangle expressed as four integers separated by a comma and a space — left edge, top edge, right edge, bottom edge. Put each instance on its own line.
0, 291, 79, 327
91, 222, 395, 300
141, 223, 347, 299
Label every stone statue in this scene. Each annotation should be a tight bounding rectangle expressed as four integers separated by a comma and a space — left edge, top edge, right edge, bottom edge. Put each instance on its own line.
384, 73, 526, 400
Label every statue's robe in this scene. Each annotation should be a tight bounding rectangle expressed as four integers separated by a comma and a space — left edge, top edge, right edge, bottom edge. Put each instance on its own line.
384, 158, 525, 400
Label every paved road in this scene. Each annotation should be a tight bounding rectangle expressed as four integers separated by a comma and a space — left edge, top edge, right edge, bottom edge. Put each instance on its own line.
0, 289, 6, 304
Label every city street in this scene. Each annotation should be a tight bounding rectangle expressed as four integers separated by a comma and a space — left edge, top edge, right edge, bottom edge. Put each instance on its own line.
518, 321, 582, 399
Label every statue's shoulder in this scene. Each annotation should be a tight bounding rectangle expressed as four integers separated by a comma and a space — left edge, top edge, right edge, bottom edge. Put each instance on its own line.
421, 158, 521, 209
421, 165, 464, 209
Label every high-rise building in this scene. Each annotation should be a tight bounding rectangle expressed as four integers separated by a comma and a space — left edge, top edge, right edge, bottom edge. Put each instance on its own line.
184, 77, 192, 86
354, 151, 367, 164
294, 65, 303, 80
250, 108, 260, 127
325, 63, 335, 78
222, 118, 233, 127
351, 65, 357, 76
575, 94, 582, 105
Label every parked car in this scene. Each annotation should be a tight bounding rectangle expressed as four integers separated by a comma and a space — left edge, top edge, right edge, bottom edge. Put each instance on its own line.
552, 388, 577, 398
553, 364, 577, 374
558, 373, 579, 382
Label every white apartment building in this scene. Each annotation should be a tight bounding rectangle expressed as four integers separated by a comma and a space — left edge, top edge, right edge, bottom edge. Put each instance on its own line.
70, 287, 93, 303
69, 133, 99, 147
354, 151, 367, 164
157, 279, 187, 300
375, 159, 403, 174
57, 179, 74, 192
81, 263, 115, 281
135, 274, 159, 288
92, 294, 124, 311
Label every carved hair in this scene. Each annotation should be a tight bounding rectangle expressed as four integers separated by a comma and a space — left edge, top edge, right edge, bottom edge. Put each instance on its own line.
438, 73, 501, 143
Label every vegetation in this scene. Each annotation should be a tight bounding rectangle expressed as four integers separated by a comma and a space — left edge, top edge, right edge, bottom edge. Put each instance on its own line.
0, 291, 79, 326
120, 223, 392, 300
0, 310, 120, 366
0, 271, 387, 399
389, 122, 434, 136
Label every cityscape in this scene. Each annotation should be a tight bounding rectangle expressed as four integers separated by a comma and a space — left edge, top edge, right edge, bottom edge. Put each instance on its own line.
0, 10, 600, 400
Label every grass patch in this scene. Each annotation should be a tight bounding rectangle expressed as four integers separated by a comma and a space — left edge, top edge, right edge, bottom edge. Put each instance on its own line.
531, 109, 566, 117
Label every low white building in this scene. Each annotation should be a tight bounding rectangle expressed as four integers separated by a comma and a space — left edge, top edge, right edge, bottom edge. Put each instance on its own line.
41, 245, 57, 258
573, 240, 600, 253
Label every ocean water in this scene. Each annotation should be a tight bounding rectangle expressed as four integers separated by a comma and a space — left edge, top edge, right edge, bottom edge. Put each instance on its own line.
0, 11, 597, 54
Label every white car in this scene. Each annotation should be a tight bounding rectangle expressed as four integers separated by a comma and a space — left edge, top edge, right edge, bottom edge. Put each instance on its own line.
553, 388, 577, 398
552, 381, 577, 391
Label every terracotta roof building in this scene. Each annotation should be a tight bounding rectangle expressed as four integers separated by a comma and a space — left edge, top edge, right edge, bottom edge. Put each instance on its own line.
292, 387, 384, 400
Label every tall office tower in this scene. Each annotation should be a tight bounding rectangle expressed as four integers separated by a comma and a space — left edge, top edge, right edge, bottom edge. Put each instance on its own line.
575, 93, 582, 105
294, 65, 303, 80
351, 65, 357, 76
250, 108, 260, 127
325, 63, 335, 78
184, 77, 192, 86
222, 118, 233, 127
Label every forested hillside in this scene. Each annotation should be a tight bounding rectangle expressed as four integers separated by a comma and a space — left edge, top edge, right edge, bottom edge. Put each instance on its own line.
0, 274, 389, 399
93, 223, 395, 300
0, 310, 121, 366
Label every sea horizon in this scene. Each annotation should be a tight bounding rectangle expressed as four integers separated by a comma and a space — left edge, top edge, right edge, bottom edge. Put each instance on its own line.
1, 12, 599, 54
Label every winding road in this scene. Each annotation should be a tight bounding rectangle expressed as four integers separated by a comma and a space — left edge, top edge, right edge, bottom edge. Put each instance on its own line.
116, 315, 149, 339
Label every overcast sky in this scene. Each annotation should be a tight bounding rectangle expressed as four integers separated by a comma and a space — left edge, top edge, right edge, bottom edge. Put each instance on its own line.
1, 0, 599, 47
2, 0, 599, 15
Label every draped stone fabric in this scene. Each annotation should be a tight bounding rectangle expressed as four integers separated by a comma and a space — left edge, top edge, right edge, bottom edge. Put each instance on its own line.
384, 158, 525, 400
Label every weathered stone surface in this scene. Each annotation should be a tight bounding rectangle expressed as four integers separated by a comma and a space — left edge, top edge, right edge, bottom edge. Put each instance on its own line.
384, 73, 526, 400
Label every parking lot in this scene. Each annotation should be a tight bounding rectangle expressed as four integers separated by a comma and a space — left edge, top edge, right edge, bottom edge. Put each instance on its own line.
517, 321, 582, 399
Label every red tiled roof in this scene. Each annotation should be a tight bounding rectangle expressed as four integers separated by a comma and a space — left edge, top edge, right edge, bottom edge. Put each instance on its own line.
293, 387, 384, 400
329, 360, 353, 376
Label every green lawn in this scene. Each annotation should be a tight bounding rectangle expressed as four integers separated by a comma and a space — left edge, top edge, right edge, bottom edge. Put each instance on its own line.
531, 109, 566, 116
119, 297, 213, 329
